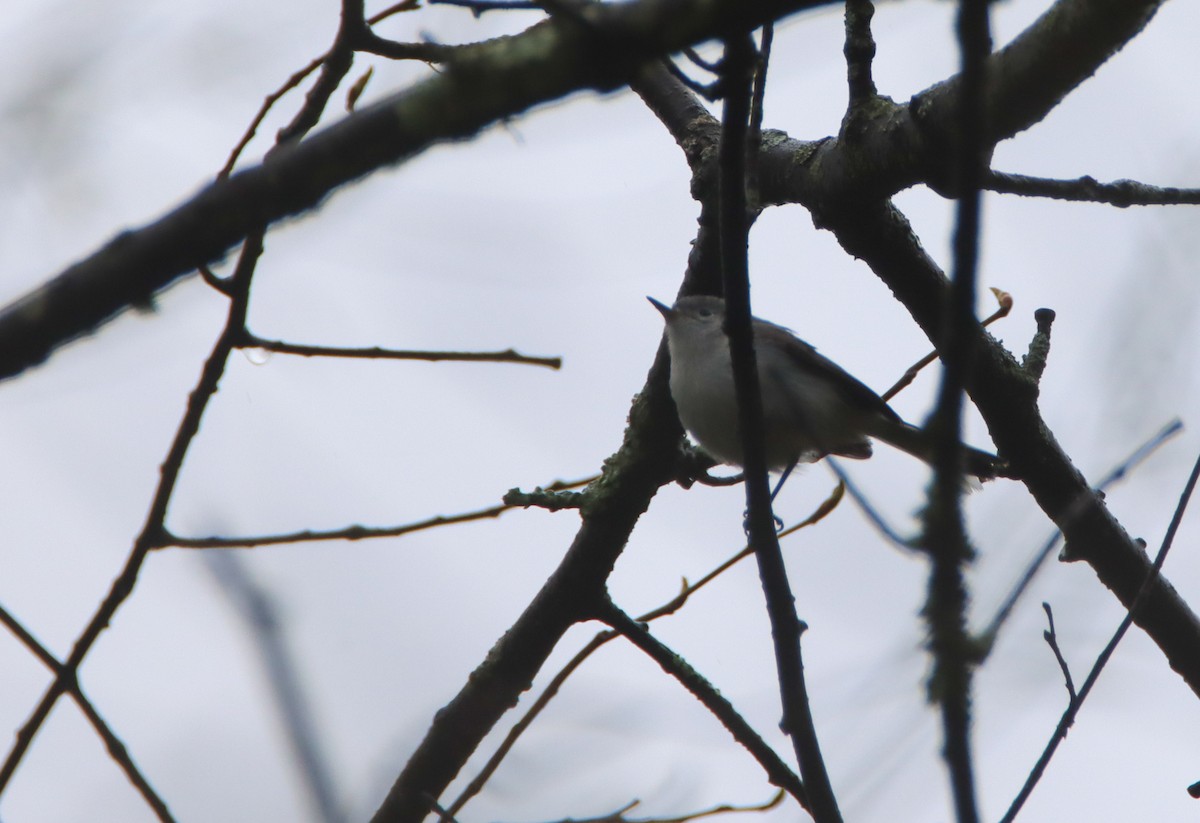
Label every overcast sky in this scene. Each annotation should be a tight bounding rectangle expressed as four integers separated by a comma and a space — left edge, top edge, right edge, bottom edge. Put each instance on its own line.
3, 2, 1200, 822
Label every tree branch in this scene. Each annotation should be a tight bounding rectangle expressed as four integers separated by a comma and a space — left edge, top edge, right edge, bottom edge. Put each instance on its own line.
240, 331, 562, 369
918, 1, 990, 819
0, 0, 831, 383
819, 199, 1200, 699
718, 34, 842, 823
4, 0, 1159, 383
915, 0, 1166, 148
985, 170, 1200, 206
598, 601, 809, 809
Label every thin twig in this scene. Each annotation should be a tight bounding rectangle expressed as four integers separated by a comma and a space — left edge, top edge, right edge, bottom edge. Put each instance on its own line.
198, 264, 235, 295
239, 332, 562, 369
221, 0, 448, 178
746, 25, 772, 212
220, 56, 326, 178
205, 554, 345, 823
541, 790, 786, 823
880, 287, 1011, 402
662, 58, 722, 101
171, 505, 501, 549
1040, 603, 1077, 702
429, 0, 540, 13
169, 476, 594, 549
598, 600, 809, 808
985, 170, 1200, 207
1001, 448, 1200, 823
367, 0, 423, 24
683, 46, 721, 74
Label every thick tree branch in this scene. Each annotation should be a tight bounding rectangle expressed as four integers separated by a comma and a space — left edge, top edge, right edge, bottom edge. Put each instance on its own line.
1, 0, 1160, 382
0, 0, 831, 382
820, 199, 1200, 699
756, 0, 1169, 204
915, 0, 1165, 148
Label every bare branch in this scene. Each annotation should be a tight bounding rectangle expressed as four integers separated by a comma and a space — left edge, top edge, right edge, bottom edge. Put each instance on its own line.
430, 0, 540, 12
367, 0, 423, 24
1040, 603, 1077, 702
171, 502, 510, 549
880, 287, 1011, 402
598, 601, 809, 809
205, 554, 345, 823
986, 170, 1200, 206
718, 33, 841, 823
915, 0, 1167, 151
842, 0, 876, 112
170, 476, 593, 549
918, 3, 991, 817
0, 0, 831, 383
240, 331, 563, 369
535, 790, 786, 823
1021, 308, 1056, 382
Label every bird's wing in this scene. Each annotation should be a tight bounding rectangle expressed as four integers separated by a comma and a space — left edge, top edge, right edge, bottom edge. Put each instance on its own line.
757, 321, 903, 425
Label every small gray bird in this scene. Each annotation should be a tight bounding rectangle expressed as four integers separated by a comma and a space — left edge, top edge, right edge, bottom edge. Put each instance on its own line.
648, 295, 998, 481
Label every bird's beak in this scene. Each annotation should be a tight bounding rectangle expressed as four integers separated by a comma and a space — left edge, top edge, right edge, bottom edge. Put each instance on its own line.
646, 296, 672, 319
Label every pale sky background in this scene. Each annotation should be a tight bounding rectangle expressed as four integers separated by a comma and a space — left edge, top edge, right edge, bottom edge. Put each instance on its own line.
2, 2, 1200, 822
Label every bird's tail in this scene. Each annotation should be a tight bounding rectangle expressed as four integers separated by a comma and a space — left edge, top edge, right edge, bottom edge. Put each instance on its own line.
872, 419, 1002, 480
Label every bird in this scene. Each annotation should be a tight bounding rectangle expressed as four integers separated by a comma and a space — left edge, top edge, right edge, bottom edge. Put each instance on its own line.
648, 295, 1000, 488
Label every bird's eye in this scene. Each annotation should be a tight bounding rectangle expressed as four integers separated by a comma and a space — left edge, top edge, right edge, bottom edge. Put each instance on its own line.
697, 308, 713, 318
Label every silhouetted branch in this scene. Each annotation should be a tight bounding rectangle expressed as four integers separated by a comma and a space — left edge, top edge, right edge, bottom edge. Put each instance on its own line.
1021, 308, 1056, 382
842, 0, 876, 112
240, 331, 562, 369
599, 601, 808, 809
918, 3, 990, 819
821, 197, 1200, 699
986, 170, 1200, 206
536, 790, 786, 823
718, 33, 841, 823
1040, 603, 1077, 702
880, 287, 1011, 402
